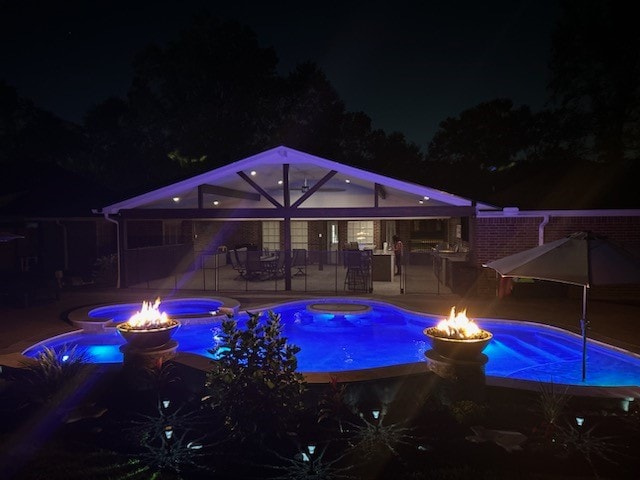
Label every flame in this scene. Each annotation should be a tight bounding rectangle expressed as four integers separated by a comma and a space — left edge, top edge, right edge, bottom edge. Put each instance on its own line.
435, 307, 481, 339
126, 298, 172, 329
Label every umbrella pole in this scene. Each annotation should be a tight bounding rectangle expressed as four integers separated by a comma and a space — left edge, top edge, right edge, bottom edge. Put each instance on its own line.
581, 285, 588, 382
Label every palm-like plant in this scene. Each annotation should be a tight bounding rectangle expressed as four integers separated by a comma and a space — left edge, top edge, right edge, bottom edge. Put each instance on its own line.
345, 408, 419, 464
127, 400, 213, 475
556, 421, 621, 474
263, 442, 355, 480
21, 345, 91, 403
317, 374, 349, 433
532, 381, 571, 443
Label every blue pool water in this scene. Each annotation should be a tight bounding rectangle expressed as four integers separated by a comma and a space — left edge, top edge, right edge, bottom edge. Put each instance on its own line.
87, 298, 223, 323
23, 299, 640, 387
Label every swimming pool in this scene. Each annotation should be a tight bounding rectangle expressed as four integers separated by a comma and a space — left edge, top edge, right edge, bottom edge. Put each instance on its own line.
23, 299, 640, 388
87, 297, 225, 323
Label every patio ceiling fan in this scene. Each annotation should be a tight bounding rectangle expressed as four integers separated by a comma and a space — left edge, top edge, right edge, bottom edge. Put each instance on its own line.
290, 178, 345, 193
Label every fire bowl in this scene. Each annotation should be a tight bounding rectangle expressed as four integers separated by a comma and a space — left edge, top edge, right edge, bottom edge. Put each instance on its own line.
423, 327, 492, 360
116, 321, 180, 349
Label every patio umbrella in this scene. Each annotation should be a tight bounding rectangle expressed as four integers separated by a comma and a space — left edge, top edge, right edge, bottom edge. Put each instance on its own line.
484, 231, 640, 381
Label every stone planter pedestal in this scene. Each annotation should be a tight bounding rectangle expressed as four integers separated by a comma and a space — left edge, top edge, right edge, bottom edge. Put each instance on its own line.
423, 328, 492, 403
425, 349, 488, 402
119, 340, 179, 389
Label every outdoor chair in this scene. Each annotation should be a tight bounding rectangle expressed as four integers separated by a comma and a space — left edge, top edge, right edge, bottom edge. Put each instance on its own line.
291, 248, 307, 276
244, 250, 265, 280
235, 248, 248, 272
272, 251, 286, 279
344, 249, 372, 292
228, 249, 245, 278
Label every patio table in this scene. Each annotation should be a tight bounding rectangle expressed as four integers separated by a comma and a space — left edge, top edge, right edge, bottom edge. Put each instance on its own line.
260, 255, 278, 278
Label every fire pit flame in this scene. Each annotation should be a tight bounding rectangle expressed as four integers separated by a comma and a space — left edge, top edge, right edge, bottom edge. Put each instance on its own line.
116, 298, 180, 349
424, 307, 492, 360
434, 307, 483, 339
125, 298, 173, 330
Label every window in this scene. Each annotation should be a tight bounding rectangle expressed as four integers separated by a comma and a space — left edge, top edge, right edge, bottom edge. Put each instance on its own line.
291, 221, 308, 250
262, 221, 308, 251
347, 221, 374, 249
262, 221, 280, 251
164, 220, 183, 245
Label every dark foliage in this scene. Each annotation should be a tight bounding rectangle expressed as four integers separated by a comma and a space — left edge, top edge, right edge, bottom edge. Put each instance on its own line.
204, 310, 308, 443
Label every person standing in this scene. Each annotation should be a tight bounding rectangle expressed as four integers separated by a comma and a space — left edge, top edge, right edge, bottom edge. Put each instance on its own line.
392, 235, 403, 276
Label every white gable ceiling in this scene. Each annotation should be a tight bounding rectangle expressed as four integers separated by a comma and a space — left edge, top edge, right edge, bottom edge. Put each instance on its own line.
100, 146, 490, 214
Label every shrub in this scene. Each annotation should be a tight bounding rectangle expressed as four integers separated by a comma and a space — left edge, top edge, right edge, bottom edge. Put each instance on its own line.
204, 310, 308, 443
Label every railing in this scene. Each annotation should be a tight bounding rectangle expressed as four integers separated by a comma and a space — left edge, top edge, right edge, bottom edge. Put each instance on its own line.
126, 247, 479, 296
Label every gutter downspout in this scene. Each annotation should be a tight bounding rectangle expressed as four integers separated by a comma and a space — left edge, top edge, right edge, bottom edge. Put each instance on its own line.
538, 214, 550, 245
95, 210, 121, 288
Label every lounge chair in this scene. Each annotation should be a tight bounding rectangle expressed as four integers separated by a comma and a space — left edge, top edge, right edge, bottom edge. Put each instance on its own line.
228, 249, 246, 278
291, 249, 307, 276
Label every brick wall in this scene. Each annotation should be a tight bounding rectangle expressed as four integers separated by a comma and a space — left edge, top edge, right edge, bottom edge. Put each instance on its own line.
193, 220, 261, 254
472, 214, 640, 300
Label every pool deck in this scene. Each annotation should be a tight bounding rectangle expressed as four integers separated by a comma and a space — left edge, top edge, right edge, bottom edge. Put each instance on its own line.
2, 286, 640, 397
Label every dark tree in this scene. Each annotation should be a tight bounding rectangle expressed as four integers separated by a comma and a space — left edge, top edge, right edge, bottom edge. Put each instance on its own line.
424, 99, 536, 200
131, 15, 279, 163
270, 62, 347, 160
338, 111, 377, 167
367, 130, 424, 180
549, 0, 640, 164
0, 13, 424, 198
0, 81, 81, 174
77, 15, 281, 195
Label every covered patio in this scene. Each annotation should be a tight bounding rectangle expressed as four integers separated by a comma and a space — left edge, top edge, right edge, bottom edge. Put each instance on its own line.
97, 146, 495, 296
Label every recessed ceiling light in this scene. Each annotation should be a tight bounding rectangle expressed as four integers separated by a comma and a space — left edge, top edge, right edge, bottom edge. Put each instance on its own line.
418, 200, 424, 204
345, 179, 351, 183
250, 170, 257, 176
213, 200, 220, 206
423, 196, 430, 200
277, 180, 283, 185
172, 197, 180, 203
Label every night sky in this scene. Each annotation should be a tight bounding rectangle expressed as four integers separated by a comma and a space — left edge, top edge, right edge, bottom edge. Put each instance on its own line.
1, 0, 560, 148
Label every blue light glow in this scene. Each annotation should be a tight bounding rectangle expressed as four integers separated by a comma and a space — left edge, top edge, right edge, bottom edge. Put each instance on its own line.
23, 299, 640, 387
86, 345, 123, 363
88, 298, 223, 323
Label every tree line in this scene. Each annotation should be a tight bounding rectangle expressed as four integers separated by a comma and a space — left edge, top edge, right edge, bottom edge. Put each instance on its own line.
1, 1, 638, 209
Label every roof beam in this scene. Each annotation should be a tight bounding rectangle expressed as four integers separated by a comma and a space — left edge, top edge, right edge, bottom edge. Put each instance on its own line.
198, 184, 260, 202
291, 170, 337, 208
119, 205, 476, 220
237, 171, 282, 208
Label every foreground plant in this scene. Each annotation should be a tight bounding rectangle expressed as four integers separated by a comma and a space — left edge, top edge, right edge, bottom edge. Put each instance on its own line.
317, 374, 350, 433
20, 345, 91, 403
263, 442, 355, 480
130, 406, 210, 475
345, 408, 419, 465
204, 310, 308, 443
556, 421, 621, 474
532, 381, 571, 443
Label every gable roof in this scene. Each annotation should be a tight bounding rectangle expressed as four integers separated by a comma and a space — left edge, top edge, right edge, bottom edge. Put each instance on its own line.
99, 146, 495, 216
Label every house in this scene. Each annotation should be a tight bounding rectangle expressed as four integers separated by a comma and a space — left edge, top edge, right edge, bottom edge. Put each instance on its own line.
0, 163, 118, 304
97, 146, 640, 300
3, 146, 637, 302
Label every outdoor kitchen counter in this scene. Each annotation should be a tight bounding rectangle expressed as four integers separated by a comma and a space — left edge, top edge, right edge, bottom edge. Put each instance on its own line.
372, 250, 395, 282
432, 250, 468, 287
